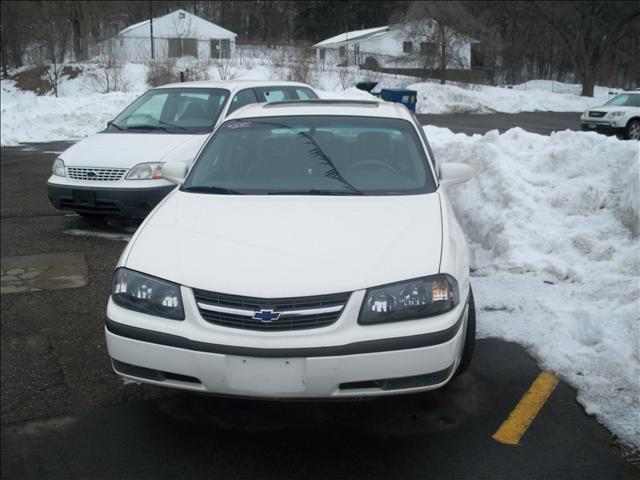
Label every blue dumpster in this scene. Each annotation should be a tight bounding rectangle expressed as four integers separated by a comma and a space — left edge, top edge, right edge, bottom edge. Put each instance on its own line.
379, 88, 418, 112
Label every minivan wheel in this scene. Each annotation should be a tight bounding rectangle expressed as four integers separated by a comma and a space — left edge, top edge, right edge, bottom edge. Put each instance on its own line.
626, 120, 640, 140
454, 287, 476, 377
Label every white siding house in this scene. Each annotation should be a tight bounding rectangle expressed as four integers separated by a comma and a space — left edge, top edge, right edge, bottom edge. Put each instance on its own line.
313, 22, 474, 70
102, 9, 237, 62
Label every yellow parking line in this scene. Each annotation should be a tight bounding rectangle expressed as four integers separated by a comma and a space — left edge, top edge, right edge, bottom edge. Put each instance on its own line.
492, 370, 559, 446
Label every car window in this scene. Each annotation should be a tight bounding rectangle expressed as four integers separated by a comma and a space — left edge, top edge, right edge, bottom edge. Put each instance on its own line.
111, 88, 230, 134
183, 115, 436, 196
120, 93, 168, 127
605, 94, 640, 107
227, 89, 259, 115
256, 87, 292, 103
295, 87, 318, 100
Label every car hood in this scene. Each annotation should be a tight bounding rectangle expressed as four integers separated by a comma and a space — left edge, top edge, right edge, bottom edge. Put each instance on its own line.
125, 191, 444, 297
59, 133, 208, 168
585, 105, 636, 113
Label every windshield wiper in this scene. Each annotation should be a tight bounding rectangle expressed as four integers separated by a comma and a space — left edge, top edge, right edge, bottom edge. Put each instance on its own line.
267, 189, 363, 196
107, 121, 123, 131
125, 125, 169, 132
181, 185, 245, 195
155, 119, 188, 131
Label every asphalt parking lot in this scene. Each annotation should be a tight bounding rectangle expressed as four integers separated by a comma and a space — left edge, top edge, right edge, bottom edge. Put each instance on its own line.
1, 120, 637, 479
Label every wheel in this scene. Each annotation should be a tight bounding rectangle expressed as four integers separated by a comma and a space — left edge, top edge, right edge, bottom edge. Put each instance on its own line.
626, 120, 640, 140
454, 287, 476, 376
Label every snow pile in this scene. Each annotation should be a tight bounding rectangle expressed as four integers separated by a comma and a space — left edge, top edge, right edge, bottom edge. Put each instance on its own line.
411, 82, 610, 114
426, 125, 640, 446
1, 80, 139, 145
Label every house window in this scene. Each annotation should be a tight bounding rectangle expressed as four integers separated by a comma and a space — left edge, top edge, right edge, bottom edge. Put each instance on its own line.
182, 38, 197, 57
211, 39, 231, 59
339, 46, 346, 57
168, 38, 198, 58
319, 48, 325, 60
403, 41, 413, 53
220, 39, 230, 58
420, 42, 437, 56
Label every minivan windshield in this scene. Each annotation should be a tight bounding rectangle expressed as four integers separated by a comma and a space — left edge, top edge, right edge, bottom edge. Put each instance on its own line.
182, 115, 436, 195
109, 88, 230, 134
604, 93, 640, 107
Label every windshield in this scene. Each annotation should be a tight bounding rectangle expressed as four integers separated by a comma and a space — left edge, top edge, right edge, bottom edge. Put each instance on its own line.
604, 93, 640, 107
182, 115, 436, 195
109, 88, 230, 134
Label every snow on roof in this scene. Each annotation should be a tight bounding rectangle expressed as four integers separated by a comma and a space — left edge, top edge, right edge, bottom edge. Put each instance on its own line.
118, 9, 236, 39
313, 26, 389, 47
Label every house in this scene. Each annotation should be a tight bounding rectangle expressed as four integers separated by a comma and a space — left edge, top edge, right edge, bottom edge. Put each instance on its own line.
313, 22, 475, 70
101, 9, 237, 62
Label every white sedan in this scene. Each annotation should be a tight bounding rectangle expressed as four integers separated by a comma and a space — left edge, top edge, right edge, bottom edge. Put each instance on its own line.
105, 99, 476, 398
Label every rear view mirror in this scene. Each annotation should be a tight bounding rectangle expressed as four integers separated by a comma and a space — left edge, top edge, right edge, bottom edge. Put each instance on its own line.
162, 161, 189, 184
439, 163, 473, 187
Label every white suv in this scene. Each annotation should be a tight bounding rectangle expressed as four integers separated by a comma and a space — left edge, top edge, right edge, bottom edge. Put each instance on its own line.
46, 81, 318, 218
105, 100, 476, 398
580, 91, 640, 140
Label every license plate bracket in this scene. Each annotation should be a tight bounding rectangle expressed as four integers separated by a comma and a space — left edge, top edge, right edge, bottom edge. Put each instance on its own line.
588, 123, 597, 129
226, 357, 306, 393
72, 190, 96, 206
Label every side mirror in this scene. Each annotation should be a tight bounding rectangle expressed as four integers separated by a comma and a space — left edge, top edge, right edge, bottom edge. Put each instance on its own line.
439, 163, 473, 187
162, 161, 189, 184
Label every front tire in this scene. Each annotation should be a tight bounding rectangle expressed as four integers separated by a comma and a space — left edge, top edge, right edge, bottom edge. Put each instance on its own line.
454, 287, 476, 376
627, 120, 640, 140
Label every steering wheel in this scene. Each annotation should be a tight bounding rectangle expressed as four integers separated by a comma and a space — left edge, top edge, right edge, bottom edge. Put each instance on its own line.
345, 160, 399, 176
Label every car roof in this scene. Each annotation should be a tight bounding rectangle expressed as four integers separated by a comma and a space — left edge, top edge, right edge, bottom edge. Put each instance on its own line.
153, 80, 316, 92
224, 99, 415, 122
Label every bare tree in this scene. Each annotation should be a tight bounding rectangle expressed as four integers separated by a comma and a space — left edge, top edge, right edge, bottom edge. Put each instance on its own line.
535, 1, 640, 96
89, 49, 129, 93
33, 2, 71, 97
402, 1, 477, 84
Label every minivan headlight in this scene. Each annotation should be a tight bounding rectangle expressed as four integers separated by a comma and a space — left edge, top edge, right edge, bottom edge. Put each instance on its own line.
126, 162, 163, 180
52, 158, 66, 177
358, 274, 459, 325
112, 268, 184, 320
607, 111, 625, 118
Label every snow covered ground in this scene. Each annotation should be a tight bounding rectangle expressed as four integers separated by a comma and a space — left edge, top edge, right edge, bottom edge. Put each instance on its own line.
1, 60, 618, 146
428, 126, 639, 447
410, 80, 612, 114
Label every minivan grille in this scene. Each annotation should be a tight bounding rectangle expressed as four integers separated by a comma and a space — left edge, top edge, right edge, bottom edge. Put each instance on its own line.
192, 289, 351, 331
66, 167, 127, 181
589, 111, 606, 118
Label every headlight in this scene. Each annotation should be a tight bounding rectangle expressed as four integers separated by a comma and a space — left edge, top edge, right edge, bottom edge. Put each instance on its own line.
52, 158, 65, 177
126, 162, 163, 180
112, 268, 184, 320
607, 111, 625, 118
358, 274, 459, 325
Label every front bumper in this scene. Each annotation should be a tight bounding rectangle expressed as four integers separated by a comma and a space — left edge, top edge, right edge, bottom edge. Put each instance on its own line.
580, 121, 624, 136
104, 291, 468, 398
47, 182, 176, 218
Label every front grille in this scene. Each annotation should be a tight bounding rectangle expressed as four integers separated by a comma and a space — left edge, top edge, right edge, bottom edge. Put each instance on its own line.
193, 289, 351, 331
589, 111, 606, 118
66, 167, 127, 181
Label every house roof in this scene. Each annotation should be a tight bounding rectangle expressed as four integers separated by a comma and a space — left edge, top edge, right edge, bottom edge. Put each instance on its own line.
118, 9, 237, 39
313, 26, 389, 48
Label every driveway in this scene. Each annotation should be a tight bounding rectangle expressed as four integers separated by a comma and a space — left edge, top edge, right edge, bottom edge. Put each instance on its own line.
417, 111, 580, 135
